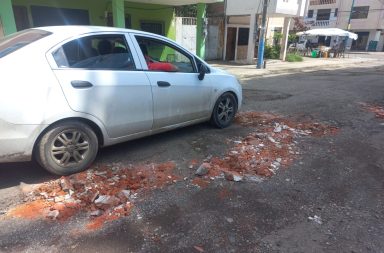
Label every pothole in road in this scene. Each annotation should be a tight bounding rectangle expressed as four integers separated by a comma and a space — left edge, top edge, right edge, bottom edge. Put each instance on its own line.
4, 111, 339, 232
243, 89, 292, 101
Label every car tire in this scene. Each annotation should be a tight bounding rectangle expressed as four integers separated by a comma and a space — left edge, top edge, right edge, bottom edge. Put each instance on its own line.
211, 92, 238, 129
36, 121, 98, 175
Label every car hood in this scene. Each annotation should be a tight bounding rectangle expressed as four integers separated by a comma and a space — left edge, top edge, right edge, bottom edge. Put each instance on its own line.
209, 66, 231, 75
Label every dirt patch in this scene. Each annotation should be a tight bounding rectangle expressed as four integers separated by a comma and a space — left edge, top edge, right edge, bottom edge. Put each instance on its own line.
191, 177, 210, 189
7, 162, 178, 230
360, 102, 384, 119
193, 111, 339, 181
7, 200, 48, 219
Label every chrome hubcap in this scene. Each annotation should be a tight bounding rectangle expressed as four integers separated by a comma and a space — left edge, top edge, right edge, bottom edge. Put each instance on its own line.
217, 97, 234, 124
50, 130, 90, 167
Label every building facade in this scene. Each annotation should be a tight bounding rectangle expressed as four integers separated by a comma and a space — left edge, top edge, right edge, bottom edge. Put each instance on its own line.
303, 0, 384, 51
0, 0, 222, 58
224, 0, 309, 63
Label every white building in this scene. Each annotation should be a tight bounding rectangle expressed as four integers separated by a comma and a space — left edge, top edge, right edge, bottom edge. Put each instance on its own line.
303, 0, 384, 51
224, 0, 309, 63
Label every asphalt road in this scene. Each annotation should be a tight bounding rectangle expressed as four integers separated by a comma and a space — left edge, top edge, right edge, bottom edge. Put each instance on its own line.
1, 62, 384, 253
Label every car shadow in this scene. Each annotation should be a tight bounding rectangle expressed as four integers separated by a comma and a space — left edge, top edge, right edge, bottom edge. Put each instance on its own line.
0, 123, 218, 190
0, 161, 56, 190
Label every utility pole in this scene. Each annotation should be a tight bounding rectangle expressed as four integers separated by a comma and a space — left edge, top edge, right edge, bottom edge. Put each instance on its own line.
256, 0, 268, 69
347, 0, 355, 31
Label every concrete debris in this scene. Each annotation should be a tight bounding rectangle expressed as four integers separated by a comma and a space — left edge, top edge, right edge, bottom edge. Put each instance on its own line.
90, 210, 103, 217
226, 217, 234, 223
94, 195, 121, 208
195, 163, 211, 176
7, 161, 178, 229
39, 192, 48, 198
194, 246, 205, 252
224, 171, 243, 182
60, 178, 73, 192
274, 123, 282, 133
268, 136, 278, 144
19, 182, 41, 194
111, 166, 120, 171
95, 171, 107, 176
193, 111, 339, 180
54, 196, 66, 203
46, 210, 60, 220
120, 190, 131, 199
7, 111, 339, 231
189, 160, 199, 169
308, 215, 323, 224
204, 155, 213, 162
244, 175, 264, 183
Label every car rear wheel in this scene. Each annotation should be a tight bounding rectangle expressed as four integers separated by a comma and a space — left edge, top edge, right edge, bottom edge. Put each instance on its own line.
36, 121, 98, 175
211, 92, 237, 128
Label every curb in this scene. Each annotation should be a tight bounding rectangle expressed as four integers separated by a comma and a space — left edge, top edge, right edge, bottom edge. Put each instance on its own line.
211, 58, 383, 81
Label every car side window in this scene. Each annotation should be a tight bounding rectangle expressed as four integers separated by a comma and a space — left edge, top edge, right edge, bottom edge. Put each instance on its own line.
135, 36, 195, 73
52, 35, 136, 70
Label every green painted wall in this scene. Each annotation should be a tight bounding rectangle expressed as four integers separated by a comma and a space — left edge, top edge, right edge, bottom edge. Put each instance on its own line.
0, 0, 17, 35
196, 3, 206, 59
10, 0, 176, 40
12, 0, 108, 26
124, 2, 175, 40
112, 0, 125, 28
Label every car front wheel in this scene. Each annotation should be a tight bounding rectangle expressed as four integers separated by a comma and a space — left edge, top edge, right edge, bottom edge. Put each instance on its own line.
211, 92, 237, 128
36, 121, 98, 175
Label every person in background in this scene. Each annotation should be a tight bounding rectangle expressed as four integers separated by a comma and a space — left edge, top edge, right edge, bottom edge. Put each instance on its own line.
139, 44, 178, 72
305, 39, 313, 56
330, 39, 340, 58
98, 39, 112, 55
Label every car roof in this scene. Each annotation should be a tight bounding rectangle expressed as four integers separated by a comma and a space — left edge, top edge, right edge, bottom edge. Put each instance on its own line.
38, 25, 148, 34
34, 25, 168, 41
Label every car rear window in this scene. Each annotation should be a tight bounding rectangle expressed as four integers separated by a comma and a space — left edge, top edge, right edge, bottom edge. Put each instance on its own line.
0, 29, 51, 58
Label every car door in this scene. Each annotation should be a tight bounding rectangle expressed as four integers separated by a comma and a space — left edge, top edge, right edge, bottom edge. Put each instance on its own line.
130, 34, 213, 129
49, 33, 153, 138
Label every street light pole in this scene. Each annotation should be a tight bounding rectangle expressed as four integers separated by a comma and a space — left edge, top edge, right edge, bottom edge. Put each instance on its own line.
256, 0, 268, 69
347, 0, 355, 31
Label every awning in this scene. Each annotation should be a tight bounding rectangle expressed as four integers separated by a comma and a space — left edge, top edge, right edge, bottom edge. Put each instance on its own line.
297, 28, 358, 40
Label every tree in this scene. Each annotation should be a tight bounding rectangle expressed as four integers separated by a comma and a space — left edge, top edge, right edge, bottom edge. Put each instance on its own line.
175, 4, 197, 17
292, 17, 310, 33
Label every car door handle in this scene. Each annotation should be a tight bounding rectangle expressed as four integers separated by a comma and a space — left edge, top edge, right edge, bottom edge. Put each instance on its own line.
157, 81, 171, 87
71, 80, 93, 88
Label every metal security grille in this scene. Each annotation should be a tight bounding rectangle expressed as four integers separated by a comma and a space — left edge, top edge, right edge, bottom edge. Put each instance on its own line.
310, 0, 336, 5
182, 17, 197, 26
140, 21, 164, 35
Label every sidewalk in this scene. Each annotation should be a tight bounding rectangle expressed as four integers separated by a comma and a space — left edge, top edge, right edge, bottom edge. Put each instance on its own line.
208, 52, 384, 80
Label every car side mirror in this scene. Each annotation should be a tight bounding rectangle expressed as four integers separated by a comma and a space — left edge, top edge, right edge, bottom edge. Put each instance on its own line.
198, 65, 207, 81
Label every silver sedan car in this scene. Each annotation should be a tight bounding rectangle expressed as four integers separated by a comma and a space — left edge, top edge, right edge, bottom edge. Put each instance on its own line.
0, 26, 242, 175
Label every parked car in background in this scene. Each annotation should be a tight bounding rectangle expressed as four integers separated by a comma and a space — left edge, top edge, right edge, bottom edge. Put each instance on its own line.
0, 26, 242, 175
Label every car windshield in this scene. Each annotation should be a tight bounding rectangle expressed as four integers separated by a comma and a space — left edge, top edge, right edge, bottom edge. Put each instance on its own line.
0, 29, 51, 58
